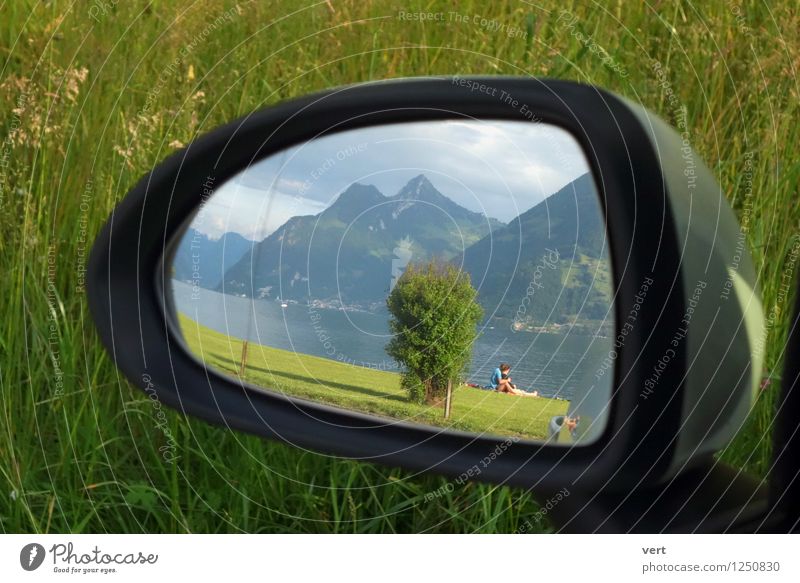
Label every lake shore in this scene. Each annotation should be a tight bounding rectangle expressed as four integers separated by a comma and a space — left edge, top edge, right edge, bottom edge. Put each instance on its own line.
177, 313, 569, 440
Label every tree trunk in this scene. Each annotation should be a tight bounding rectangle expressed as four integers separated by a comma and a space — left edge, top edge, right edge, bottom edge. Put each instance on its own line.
425, 379, 448, 407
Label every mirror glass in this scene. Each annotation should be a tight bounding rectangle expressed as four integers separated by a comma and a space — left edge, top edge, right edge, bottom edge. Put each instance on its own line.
168, 119, 614, 444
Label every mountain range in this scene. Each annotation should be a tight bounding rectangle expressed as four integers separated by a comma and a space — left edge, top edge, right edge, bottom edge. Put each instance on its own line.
172, 173, 612, 324
218, 174, 502, 302
460, 172, 612, 321
171, 229, 251, 290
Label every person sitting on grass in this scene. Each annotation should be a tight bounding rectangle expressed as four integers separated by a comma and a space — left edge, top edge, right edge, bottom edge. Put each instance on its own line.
490, 363, 539, 397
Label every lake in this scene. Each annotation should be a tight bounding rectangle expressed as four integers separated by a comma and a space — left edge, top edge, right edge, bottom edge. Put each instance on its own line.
171, 280, 612, 400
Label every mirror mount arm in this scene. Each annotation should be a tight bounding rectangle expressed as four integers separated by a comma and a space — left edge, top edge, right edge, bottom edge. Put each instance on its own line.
523, 271, 800, 535
766, 270, 800, 533
538, 461, 773, 533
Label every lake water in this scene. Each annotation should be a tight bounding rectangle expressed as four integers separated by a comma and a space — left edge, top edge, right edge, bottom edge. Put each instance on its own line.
171, 280, 611, 400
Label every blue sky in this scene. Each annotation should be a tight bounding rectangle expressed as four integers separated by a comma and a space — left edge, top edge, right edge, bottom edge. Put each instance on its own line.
190, 119, 593, 241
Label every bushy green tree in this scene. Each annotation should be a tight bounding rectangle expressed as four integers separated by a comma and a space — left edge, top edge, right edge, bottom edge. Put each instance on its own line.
386, 261, 483, 405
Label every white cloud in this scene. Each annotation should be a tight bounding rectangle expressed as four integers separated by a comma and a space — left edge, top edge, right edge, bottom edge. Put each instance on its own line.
186, 119, 594, 241
193, 182, 328, 241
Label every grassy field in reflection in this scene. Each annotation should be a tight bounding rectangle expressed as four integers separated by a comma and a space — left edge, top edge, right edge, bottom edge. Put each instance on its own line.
177, 313, 568, 440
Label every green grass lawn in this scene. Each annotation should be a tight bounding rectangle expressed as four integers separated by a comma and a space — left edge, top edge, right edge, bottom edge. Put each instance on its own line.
1, 0, 798, 533
178, 314, 568, 440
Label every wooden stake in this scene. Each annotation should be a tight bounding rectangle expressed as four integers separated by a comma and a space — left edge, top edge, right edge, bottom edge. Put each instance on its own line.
444, 379, 453, 419
239, 340, 249, 377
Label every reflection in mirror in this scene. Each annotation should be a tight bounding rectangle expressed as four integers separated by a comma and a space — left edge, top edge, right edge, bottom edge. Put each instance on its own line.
168, 120, 614, 444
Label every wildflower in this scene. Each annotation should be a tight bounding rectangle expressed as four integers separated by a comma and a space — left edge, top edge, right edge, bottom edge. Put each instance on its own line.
64, 67, 89, 103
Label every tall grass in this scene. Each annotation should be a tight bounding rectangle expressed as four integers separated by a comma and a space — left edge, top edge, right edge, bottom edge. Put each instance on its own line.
0, 0, 797, 532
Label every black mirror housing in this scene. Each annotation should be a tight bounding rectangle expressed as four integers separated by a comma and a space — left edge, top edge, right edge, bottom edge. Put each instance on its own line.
87, 77, 762, 494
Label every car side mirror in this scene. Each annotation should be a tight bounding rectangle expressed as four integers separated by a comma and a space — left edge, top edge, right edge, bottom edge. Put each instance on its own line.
87, 77, 768, 532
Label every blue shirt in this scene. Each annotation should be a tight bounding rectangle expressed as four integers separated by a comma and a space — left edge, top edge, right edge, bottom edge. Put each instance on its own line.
490, 368, 502, 389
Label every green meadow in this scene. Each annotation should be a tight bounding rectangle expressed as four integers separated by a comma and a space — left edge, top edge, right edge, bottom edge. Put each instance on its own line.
177, 314, 569, 439
1, 1, 797, 533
